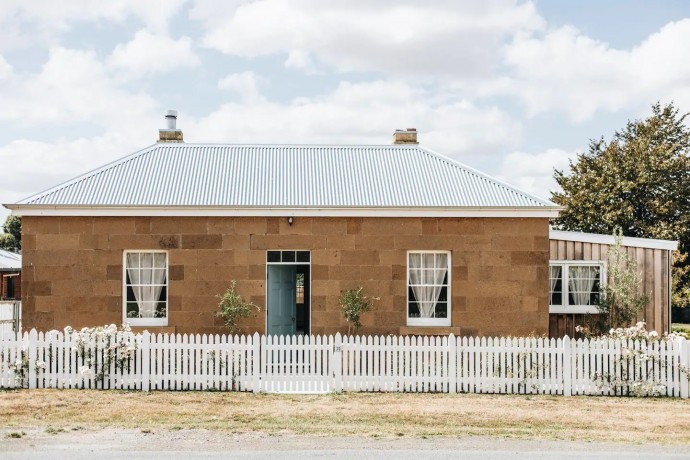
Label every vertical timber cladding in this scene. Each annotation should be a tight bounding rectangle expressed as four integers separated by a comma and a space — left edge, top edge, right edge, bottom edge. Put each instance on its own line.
20, 215, 550, 337
548, 238, 671, 337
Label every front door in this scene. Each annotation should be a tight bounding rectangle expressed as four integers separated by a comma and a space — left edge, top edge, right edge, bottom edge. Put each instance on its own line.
267, 265, 297, 336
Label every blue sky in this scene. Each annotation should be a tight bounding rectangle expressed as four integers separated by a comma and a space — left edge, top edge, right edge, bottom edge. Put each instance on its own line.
1, 1, 690, 223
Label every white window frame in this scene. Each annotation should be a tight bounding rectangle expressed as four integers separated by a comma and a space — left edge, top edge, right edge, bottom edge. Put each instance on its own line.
549, 260, 606, 314
122, 250, 169, 327
406, 250, 452, 327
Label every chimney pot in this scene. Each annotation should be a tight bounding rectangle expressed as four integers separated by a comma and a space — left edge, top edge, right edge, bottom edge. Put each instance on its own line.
159, 109, 184, 143
165, 110, 178, 129
392, 128, 418, 145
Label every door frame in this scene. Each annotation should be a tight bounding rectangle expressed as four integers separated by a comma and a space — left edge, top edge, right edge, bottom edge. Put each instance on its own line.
265, 250, 312, 335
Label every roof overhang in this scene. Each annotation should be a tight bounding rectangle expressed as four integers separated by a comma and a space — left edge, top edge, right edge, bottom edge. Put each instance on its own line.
549, 229, 678, 251
6, 205, 562, 218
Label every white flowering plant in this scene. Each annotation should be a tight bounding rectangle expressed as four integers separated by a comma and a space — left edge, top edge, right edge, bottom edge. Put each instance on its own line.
64, 323, 137, 383
1, 346, 46, 387
579, 321, 690, 397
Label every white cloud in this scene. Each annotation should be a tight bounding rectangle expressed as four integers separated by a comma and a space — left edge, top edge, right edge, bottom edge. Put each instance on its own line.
187, 79, 521, 156
217, 71, 266, 101
284, 50, 319, 74
191, 0, 544, 78
0, 47, 158, 125
108, 29, 199, 78
491, 19, 690, 121
497, 148, 577, 199
0, 0, 189, 50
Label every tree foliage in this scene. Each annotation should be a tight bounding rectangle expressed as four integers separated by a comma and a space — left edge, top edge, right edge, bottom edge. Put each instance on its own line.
0, 215, 21, 252
552, 102, 690, 308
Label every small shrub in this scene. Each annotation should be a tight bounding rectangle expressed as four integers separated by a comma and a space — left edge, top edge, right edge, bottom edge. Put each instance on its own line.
6, 431, 25, 439
216, 281, 261, 334
579, 228, 647, 337
340, 286, 379, 335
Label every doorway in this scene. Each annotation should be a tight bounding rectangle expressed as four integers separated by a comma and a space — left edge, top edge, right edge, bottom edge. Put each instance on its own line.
266, 250, 310, 336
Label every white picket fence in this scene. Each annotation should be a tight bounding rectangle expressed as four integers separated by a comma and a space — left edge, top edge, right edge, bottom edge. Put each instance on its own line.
1, 330, 688, 397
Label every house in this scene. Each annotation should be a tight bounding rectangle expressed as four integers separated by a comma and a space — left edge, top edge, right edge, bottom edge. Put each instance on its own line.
548, 230, 676, 337
0, 249, 21, 301
2, 112, 676, 337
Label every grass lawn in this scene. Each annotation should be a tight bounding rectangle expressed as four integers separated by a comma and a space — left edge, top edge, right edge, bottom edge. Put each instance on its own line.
1, 389, 690, 444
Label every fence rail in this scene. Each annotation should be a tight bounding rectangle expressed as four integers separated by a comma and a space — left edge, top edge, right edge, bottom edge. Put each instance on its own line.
1, 330, 688, 397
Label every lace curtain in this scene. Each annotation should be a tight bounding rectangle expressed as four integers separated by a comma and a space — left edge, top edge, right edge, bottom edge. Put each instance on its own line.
127, 253, 166, 318
549, 265, 561, 295
568, 265, 598, 306
409, 253, 448, 318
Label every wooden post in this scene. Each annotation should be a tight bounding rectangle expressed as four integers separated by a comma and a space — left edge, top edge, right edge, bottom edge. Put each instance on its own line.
448, 334, 457, 393
141, 331, 151, 392
27, 329, 37, 389
252, 332, 261, 393
562, 336, 572, 397
334, 333, 342, 393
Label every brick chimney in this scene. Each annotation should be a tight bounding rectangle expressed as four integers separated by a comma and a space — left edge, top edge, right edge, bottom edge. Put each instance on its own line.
158, 110, 184, 143
392, 128, 418, 144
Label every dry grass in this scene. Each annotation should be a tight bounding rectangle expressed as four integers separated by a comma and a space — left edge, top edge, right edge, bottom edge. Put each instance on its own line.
1, 389, 689, 444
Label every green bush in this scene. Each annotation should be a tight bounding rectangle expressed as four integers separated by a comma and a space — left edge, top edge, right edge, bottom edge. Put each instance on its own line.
216, 281, 261, 334
340, 286, 378, 335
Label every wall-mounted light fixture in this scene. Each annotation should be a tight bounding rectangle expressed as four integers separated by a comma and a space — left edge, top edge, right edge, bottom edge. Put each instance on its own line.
287, 216, 294, 226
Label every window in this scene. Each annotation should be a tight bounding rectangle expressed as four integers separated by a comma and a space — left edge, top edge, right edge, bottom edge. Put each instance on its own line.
407, 251, 451, 326
549, 262, 605, 314
123, 251, 168, 326
267, 250, 310, 263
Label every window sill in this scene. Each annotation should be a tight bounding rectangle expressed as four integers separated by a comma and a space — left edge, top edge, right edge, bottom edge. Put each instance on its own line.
125, 319, 169, 327
549, 306, 599, 314
407, 319, 451, 327
130, 326, 177, 334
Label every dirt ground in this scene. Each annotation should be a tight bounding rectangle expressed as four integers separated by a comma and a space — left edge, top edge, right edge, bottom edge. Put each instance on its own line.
1, 390, 689, 445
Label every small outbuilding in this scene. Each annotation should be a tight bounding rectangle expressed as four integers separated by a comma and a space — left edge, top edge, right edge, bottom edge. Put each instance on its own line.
548, 230, 676, 337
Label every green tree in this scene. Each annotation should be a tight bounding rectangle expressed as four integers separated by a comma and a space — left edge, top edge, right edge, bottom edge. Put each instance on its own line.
552, 102, 690, 308
0, 215, 21, 252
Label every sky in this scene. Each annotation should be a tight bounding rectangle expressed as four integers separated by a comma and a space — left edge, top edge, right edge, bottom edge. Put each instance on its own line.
1, 0, 690, 223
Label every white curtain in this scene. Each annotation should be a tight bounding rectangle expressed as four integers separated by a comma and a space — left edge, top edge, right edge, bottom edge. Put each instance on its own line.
409, 253, 448, 318
127, 253, 166, 318
568, 266, 598, 306
549, 265, 561, 295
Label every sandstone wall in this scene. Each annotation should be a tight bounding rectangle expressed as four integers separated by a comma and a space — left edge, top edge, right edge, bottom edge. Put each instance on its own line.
21, 216, 549, 336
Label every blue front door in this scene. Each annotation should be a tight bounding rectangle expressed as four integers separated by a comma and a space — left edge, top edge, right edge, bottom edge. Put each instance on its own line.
267, 265, 297, 336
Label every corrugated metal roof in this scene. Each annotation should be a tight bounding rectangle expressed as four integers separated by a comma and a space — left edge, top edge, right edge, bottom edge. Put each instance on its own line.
549, 229, 678, 251
0, 249, 21, 270
14, 144, 556, 208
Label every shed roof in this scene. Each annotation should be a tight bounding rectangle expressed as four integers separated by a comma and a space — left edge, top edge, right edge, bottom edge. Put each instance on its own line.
549, 229, 678, 251
6, 143, 558, 217
0, 249, 21, 270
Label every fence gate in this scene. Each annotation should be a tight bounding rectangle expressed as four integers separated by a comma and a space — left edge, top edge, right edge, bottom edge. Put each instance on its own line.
260, 334, 333, 393
0, 301, 20, 336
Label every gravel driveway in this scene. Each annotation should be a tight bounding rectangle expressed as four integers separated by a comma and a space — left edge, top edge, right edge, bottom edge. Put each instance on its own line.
2, 429, 689, 460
